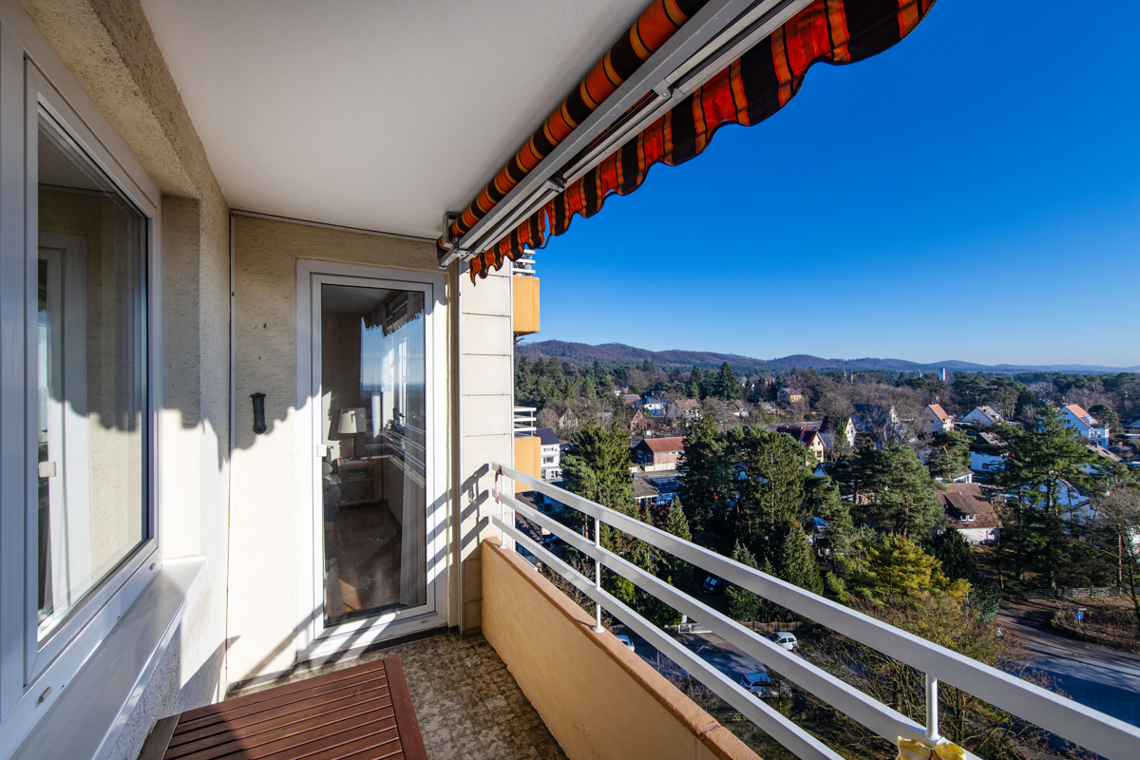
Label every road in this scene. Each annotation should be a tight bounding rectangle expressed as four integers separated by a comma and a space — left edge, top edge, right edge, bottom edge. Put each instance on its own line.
998, 599, 1140, 728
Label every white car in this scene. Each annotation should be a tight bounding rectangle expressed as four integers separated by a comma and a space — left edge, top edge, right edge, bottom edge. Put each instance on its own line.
740, 672, 775, 697
766, 632, 798, 651
615, 634, 635, 653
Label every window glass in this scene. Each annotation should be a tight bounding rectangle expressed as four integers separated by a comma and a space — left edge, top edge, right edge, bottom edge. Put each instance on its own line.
36, 110, 148, 641
319, 284, 427, 625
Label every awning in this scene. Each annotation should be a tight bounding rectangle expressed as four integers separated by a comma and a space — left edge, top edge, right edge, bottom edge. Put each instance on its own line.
451, 0, 937, 281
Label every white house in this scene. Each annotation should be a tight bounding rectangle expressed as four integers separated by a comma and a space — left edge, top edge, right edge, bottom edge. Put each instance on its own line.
961, 406, 1004, 426
921, 404, 954, 434
641, 397, 666, 414
1061, 404, 1111, 447
537, 428, 563, 481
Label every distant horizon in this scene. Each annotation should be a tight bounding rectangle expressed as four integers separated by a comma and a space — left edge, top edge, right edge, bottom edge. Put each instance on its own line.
530, 0, 1139, 368
518, 338, 1140, 373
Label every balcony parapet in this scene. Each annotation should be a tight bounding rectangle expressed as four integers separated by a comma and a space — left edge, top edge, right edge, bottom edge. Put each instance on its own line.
485, 462, 1140, 760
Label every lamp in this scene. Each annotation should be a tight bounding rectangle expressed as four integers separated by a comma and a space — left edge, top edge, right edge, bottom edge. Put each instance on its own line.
338, 407, 367, 459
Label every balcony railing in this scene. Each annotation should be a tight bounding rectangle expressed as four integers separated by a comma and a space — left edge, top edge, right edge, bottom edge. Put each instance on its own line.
486, 462, 1140, 760
513, 406, 537, 436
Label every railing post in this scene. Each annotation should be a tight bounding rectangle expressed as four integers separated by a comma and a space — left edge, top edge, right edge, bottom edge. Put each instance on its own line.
925, 673, 940, 743
593, 515, 604, 632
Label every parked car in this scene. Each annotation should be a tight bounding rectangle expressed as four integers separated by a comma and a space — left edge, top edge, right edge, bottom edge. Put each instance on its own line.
615, 635, 635, 652
702, 575, 723, 596
740, 672, 775, 697
765, 632, 798, 651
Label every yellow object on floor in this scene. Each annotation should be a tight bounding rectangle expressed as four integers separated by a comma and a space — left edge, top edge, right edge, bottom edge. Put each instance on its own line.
898, 737, 966, 760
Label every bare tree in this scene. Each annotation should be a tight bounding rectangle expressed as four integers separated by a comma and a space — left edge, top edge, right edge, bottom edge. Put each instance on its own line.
1091, 487, 1140, 635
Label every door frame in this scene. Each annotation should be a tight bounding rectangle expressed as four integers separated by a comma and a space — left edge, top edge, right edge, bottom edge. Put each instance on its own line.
295, 259, 447, 662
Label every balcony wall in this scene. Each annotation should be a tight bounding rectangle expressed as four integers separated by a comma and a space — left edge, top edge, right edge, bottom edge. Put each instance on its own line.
481, 539, 757, 760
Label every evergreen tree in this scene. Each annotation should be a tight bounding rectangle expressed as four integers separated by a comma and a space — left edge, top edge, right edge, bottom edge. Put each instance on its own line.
688, 366, 702, 399
773, 519, 823, 595
996, 404, 1098, 585
844, 535, 970, 605
662, 499, 694, 592
727, 427, 812, 546
713, 362, 740, 400
865, 446, 943, 538
803, 474, 854, 557
561, 423, 634, 521
726, 542, 765, 622
927, 430, 972, 480
677, 415, 732, 550
1089, 403, 1124, 439
547, 352, 563, 380
927, 530, 978, 584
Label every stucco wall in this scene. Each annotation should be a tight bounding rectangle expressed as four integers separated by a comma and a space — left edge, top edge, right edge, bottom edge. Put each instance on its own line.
481, 540, 759, 760
15, 2, 232, 758
228, 215, 446, 683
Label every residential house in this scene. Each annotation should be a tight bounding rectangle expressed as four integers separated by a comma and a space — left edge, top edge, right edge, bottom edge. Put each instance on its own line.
777, 387, 804, 407
1061, 404, 1111, 447
0, 3, 1120, 760
1125, 417, 1140, 432
969, 431, 1008, 474
961, 406, 1004, 426
777, 426, 828, 464
939, 484, 1002, 545
852, 403, 910, 445
642, 397, 666, 414
623, 394, 641, 406
537, 428, 563, 481
921, 404, 954, 434
633, 472, 681, 508
632, 436, 686, 472
820, 415, 856, 451
727, 399, 750, 418
665, 398, 701, 420
630, 407, 652, 437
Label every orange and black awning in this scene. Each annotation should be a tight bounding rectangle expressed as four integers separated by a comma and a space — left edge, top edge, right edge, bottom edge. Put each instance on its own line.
447, 0, 937, 281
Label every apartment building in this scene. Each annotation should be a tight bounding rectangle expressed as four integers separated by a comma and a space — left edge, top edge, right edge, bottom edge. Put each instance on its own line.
0, 2, 1133, 760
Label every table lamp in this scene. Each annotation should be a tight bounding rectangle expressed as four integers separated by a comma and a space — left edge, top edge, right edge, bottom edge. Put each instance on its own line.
338, 407, 367, 459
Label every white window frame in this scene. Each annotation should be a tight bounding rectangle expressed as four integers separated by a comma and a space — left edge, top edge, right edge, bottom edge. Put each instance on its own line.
0, 9, 163, 745
295, 260, 447, 663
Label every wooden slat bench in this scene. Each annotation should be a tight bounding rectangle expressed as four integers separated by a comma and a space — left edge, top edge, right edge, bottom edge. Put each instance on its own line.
139, 656, 427, 760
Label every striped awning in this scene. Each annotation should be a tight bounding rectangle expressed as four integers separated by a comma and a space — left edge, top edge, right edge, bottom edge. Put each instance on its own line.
448, 0, 937, 281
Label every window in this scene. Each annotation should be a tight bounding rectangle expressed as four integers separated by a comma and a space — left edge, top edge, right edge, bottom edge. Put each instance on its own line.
34, 109, 149, 644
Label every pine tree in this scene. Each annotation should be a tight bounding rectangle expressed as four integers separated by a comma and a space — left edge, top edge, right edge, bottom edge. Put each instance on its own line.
688, 366, 702, 399
773, 519, 822, 595
713, 362, 739, 400
547, 352, 563, 380
726, 542, 765, 622
561, 423, 634, 522
927, 430, 972, 480
727, 426, 811, 544
677, 415, 732, 550
662, 499, 694, 592
867, 446, 943, 538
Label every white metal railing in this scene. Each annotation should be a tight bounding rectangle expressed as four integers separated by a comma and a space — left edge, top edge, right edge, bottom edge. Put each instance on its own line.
513, 406, 537, 436
489, 462, 1140, 760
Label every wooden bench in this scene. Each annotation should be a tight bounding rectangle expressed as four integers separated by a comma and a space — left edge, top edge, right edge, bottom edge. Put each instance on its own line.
139, 656, 427, 760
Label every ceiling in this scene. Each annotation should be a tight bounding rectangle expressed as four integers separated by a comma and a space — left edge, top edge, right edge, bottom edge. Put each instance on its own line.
138, 0, 645, 240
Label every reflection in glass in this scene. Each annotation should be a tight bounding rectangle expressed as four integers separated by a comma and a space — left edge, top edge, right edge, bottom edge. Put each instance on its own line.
37, 110, 147, 640
320, 284, 426, 625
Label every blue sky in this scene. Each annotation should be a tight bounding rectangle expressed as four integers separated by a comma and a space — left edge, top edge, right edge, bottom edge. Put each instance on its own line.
527, 0, 1139, 368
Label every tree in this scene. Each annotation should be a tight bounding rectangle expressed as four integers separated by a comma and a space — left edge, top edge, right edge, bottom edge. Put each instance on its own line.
995, 404, 1098, 584
678, 415, 733, 550
688, 365, 702, 399
561, 423, 634, 520
547, 352, 563, 380
1090, 487, 1140, 635
844, 534, 970, 604
772, 519, 822, 595
836, 446, 943, 538
926, 430, 971, 480
726, 542, 766, 622
662, 499, 695, 593
712, 362, 740, 400
927, 529, 978, 584
726, 427, 813, 546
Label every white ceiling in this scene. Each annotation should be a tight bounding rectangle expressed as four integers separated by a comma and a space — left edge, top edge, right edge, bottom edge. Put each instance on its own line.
139, 0, 644, 240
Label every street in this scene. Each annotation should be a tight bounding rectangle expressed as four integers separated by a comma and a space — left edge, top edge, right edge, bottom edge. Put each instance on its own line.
998, 599, 1140, 728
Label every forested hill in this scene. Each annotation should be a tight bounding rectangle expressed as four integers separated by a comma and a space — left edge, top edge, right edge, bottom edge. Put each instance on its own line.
515, 340, 1140, 375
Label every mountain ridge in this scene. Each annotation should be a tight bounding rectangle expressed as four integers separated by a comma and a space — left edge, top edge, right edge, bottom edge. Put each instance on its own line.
515, 340, 1140, 375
